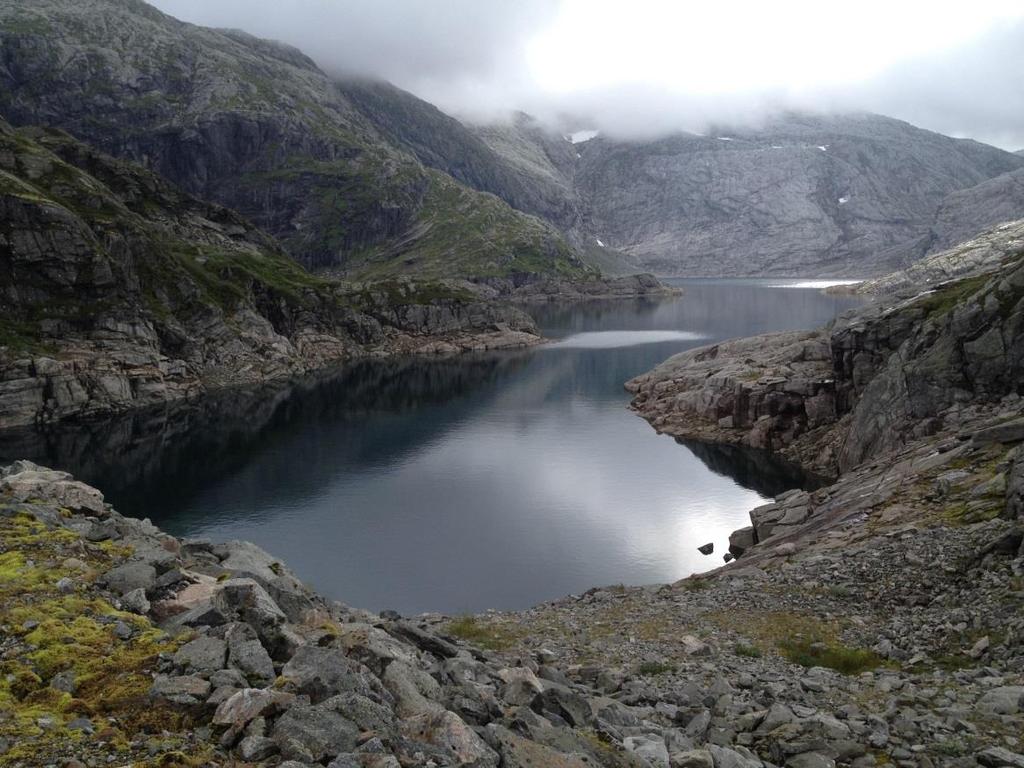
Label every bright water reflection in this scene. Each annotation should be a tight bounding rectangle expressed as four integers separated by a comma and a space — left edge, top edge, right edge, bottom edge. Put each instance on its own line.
0, 279, 864, 614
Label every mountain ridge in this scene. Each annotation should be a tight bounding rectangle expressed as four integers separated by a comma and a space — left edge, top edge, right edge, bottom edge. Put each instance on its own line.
0, 0, 592, 280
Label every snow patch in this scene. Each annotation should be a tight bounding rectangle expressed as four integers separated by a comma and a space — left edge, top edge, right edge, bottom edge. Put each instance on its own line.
717, 136, 734, 141
567, 130, 599, 144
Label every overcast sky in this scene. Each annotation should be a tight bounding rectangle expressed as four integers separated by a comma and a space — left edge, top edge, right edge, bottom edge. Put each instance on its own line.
151, 0, 1024, 150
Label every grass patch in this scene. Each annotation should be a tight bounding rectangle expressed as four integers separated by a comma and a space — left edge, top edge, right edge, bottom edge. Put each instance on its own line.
734, 643, 763, 658
444, 615, 519, 651
915, 274, 990, 321
636, 660, 675, 676
707, 609, 882, 675
778, 638, 882, 675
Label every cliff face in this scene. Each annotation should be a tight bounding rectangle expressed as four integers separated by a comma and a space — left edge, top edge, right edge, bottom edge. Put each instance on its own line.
0, 120, 539, 428
575, 114, 1024, 277
0, 0, 588, 279
628, 221, 1024, 476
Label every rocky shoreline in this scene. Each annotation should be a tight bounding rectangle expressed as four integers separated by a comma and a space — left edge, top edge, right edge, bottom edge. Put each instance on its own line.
0, 295, 542, 432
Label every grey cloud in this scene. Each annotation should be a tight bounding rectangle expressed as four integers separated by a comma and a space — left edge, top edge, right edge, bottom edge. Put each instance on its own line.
150, 0, 1024, 151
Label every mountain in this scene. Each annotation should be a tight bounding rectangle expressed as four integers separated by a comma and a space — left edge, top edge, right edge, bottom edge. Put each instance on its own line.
930, 167, 1024, 252
0, 119, 538, 428
333, 84, 641, 275
3, 1, 1022, 284
0, 0, 589, 280
570, 113, 1024, 276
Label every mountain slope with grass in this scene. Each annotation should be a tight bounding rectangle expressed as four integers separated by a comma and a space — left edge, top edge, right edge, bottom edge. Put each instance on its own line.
0, 119, 539, 428
0, 0, 590, 280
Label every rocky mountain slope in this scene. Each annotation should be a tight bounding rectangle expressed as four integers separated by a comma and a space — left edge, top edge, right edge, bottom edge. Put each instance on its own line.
0, 0, 590, 280
572, 114, 1024, 277
851, 220, 1024, 295
0, 118, 539, 429
627, 222, 1024, 478
931, 169, 1024, 255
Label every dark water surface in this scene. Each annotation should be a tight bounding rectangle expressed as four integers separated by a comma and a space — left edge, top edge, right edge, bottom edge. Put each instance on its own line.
1, 279, 864, 614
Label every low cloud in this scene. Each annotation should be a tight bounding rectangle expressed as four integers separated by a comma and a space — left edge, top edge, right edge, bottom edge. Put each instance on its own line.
151, 0, 1024, 150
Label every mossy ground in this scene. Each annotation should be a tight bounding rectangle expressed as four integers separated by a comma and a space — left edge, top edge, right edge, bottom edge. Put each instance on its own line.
443, 615, 521, 651
0, 503, 209, 767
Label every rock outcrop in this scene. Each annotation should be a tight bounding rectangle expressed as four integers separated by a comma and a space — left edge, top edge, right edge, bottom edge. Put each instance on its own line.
628, 230, 1024, 477
851, 219, 1024, 295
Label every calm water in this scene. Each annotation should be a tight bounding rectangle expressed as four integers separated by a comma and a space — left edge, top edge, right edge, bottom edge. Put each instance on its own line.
0, 279, 864, 615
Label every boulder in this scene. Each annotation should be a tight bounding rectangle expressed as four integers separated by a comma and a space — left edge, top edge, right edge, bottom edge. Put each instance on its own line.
381, 660, 443, 716
400, 710, 499, 768
281, 645, 389, 704
213, 688, 296, 731
334, 622, 419, 675
625, 734, 670, 768
673, 749, 715, 768
977, 747, 1024, 768
223, 623, 275, 687
485, 724, 589, 768
173, 635, 227, 675
530, 685, 594, 728
101, 562, 157, 596
0, 461, 106, 514
149, 674, 211, 706
212, 578, 288, 655
271, 702, 360, 763
728, 527, 756, 557
977, 686, 1024, 715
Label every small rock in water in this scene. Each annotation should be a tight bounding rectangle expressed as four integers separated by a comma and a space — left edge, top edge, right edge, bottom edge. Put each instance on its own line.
698, 542, 714, 555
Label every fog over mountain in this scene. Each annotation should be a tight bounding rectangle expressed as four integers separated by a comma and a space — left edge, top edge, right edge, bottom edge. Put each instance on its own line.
151, 0, 1024, 149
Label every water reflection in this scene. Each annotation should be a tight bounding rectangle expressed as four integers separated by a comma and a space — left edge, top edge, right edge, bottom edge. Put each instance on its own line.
0, 281, 864, 614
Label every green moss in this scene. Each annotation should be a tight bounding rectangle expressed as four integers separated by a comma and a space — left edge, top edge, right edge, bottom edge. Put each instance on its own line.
916, 274, 991, 321
0, 508, 188, 766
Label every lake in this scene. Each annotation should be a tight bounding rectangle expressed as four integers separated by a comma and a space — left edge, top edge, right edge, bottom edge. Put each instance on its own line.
0, 279, 864, 615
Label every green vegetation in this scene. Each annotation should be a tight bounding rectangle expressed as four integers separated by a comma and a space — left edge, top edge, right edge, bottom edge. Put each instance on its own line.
636, 660, 676, 676
709, 609, 883, 675
777, 638, 882, 675
0, 507, 202, 767
734, 642, 763, 658
444, 615, 520, 651
916, 274, 991, 321
348, 171, 592, 281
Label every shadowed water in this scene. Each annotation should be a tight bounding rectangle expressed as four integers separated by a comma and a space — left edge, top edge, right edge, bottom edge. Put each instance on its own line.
0, 279, 864, 614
